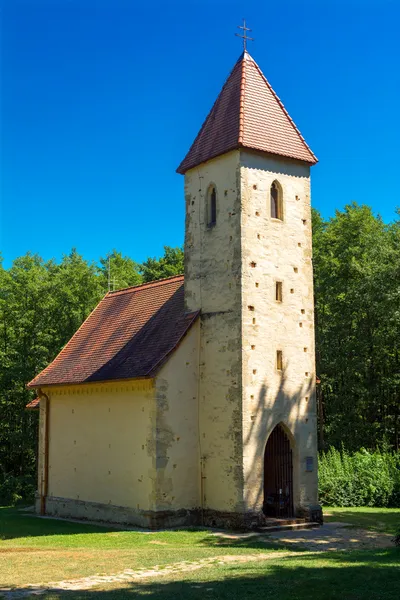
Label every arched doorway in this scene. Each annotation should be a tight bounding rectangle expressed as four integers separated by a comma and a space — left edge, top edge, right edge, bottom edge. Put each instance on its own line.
263, 424, 294, 518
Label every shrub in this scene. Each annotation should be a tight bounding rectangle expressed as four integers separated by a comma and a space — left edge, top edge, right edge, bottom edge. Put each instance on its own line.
319, 447, 400, 507
0, 473, 36, 506
393, 527, 400, 547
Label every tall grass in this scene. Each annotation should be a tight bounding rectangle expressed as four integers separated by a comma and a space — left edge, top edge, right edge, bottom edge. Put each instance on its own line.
319, 447, 400, 507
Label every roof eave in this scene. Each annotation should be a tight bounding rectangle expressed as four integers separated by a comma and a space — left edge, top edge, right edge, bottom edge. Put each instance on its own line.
27, 375, 155, 390
176, 145, 242, 175
177, 144, 318, 175
240, 145, 318, 166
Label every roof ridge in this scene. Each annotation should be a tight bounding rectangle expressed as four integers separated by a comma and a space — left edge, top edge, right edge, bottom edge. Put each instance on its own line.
176, 54, 244, 174
247, 54, 318, 163
238, 52, 246, 145
106, 274, 184, 297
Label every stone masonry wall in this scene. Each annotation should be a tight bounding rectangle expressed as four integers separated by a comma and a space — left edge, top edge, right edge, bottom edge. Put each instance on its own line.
240, 151, 318, 514
184, 150, 244, 514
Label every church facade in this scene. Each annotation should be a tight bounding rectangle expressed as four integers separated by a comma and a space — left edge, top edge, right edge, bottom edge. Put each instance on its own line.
28, 51, 321, 529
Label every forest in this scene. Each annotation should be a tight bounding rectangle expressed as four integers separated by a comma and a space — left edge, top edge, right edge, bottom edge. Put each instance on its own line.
0, 202, 399, 504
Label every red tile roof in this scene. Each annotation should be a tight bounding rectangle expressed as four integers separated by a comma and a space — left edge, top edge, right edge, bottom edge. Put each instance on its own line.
177, 51, 317, 174
26, 397, 40, 409
28, 276, 199, 388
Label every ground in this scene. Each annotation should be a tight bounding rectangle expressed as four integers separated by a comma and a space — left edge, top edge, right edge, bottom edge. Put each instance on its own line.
0, 507, 399, 599
324, 506, 400, 533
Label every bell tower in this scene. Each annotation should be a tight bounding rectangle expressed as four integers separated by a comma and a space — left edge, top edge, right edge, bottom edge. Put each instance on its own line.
177, 51, 321, 525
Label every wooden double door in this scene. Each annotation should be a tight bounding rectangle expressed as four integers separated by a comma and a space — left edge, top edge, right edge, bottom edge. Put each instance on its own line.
263, 424, 294, 518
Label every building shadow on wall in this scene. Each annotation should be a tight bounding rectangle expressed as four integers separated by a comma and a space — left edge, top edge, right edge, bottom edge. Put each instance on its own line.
243, 370, 315, 512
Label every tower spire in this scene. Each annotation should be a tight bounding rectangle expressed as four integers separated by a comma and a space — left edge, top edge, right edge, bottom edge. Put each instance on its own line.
235, 18, 254, 51
177, 52, 317, 174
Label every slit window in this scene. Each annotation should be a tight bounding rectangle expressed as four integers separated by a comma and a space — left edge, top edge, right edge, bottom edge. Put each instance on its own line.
270, 181, 283, 220
207, 185, 217, 227
276, 281, 283, 302
276, 350, 283, 371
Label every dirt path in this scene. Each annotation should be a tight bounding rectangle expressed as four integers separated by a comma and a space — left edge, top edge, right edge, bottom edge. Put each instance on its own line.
0, 551, 299, 598
212, 521, 394, 551
267, 522, 394, 551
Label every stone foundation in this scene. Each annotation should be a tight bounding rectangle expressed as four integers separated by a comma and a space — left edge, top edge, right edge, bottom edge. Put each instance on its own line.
36, 495, 320, 530
297, 503, 323, 524
36, 495, 202, 529
36, 495, 151, 528
200, 509, 266, 531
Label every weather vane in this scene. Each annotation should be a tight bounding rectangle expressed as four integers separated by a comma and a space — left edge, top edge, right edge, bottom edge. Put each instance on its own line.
235, 18, 254, 51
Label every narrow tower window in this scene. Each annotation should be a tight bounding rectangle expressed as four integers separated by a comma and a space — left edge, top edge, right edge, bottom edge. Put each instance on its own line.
276, 350, 283, 371
276, 281, 283, 302
207, 185, 217, 227
270, 181, 283, 220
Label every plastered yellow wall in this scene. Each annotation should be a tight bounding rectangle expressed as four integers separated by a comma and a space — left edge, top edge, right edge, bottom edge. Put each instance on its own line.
153, 321, 200, 510
46, 380, 155, 511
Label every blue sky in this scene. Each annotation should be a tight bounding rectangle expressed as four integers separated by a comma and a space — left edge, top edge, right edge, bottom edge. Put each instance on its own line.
1, 0, 399, 268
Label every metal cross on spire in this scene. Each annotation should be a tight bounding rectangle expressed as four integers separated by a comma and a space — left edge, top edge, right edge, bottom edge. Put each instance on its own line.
235, 18, 254, 51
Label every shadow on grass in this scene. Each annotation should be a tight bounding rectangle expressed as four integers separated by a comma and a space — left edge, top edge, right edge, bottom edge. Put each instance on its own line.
1, 508, 281, 551
0, 508, 124, 540
324, 508, 400, 534
5, 549, 400, 600
195, 532, 301, 552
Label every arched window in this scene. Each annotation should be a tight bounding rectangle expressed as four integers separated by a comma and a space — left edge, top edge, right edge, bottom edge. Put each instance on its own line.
270, 181, 283, 221
207, 185, 217, 227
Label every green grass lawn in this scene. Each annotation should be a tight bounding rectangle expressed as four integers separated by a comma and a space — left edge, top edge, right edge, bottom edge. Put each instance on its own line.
0, 506, 399, 599
0, 507, 286, 588
41, 551, 400, 600
324, 506, 400, 534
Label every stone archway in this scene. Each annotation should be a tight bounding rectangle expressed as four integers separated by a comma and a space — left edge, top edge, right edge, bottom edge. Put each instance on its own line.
263, 423, 294, 518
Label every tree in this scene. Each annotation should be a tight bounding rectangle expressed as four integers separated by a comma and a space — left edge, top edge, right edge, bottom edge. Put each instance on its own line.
140, 246, 184, 282
313, 203, 400, 450
98, 251, 142, 292
0, 253, 50, 481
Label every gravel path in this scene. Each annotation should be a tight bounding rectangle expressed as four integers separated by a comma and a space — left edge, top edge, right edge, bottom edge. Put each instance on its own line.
213, 522, 394, 551
267, 522, 394, 551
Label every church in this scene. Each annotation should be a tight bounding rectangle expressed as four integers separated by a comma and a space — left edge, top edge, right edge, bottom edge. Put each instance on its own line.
28, 49, 321, 529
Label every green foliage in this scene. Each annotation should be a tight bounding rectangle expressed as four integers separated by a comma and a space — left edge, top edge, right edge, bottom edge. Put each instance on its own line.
313, 203, 400, 451
0, 473, 36, 506
393, 527, 400, 547
140, 246, 184, 282
319, 447, 400, 507
98, 250, 142, 291
0, 475, 22, 506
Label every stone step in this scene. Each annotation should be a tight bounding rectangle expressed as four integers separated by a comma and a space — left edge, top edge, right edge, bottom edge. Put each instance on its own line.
263, 518, 307, 526
258, 521, 320, 533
